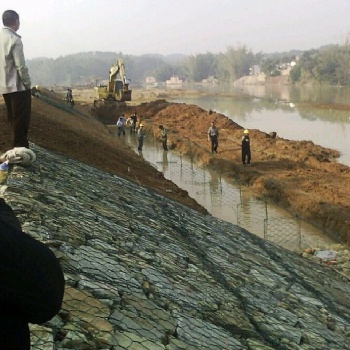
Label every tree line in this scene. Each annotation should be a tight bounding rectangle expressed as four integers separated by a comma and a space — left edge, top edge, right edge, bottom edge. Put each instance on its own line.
27, 43, 350, 87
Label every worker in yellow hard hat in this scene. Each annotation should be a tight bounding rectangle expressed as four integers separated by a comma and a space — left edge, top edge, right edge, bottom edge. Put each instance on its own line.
31, 84, 41, 97
241, 129, 251, 166
137, 123, 146, 151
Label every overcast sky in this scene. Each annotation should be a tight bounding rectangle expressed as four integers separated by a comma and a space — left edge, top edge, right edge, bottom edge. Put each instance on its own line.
1, 0, 350, 59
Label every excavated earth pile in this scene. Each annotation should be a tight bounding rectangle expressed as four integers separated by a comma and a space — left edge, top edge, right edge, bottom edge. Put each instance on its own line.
92, 98, 350, 246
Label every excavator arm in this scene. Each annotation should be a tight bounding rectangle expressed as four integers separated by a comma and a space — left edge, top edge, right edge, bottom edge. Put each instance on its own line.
94, 58, 132, 104
109, 59, 126, 86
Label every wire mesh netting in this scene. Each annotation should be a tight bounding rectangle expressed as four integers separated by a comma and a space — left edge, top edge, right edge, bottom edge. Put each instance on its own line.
135, 141, 334, 253
2, 140, 344, 349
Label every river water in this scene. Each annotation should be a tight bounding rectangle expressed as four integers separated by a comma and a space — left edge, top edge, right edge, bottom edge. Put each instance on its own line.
123, 131, 336, 253
120, 84, 348, 251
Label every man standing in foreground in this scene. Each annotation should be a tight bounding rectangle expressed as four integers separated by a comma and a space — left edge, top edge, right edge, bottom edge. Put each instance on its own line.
0, 10, 32, 148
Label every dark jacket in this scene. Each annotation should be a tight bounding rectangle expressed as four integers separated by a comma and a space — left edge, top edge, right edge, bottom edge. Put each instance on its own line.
0, 198, 65, 349
241, 135, 250, 150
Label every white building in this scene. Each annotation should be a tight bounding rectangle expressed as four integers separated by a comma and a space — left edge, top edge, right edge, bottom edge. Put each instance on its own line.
165, 76, 183, 85
145, 76, 158, 85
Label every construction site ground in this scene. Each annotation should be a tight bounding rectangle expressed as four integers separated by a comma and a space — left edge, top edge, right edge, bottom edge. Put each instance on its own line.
1, 87, 350, 247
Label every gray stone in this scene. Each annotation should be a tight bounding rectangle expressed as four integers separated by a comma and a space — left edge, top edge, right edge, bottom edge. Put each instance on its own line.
2, 143, 350, 350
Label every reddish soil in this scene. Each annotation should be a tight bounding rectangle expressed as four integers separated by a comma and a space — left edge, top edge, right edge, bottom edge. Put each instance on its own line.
0, 90, 207, 215
1, 88, 350, 246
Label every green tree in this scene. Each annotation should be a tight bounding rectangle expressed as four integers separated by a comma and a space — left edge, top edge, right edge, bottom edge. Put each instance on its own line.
183, 53, 216, 82
260, 58, 279, 76
290, 65, 301, 83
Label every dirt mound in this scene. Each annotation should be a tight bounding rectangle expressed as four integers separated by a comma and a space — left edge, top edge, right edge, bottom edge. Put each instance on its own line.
132, 102, 350, 245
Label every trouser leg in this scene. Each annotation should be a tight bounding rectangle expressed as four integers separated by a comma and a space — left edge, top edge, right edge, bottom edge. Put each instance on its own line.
210, 136, 218, 152
210, 137, 214, 152
242, 149, 246, 164
3, 90, 32, 148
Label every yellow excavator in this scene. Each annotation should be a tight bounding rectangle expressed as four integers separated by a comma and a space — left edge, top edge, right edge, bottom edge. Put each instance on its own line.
94, 59, 132, 105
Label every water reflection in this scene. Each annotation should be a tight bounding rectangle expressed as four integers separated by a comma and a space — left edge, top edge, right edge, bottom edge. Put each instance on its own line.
170, 85, 350, 165
122, 131, 336, 252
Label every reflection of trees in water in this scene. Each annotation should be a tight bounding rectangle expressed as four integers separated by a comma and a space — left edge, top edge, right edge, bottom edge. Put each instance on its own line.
294, 86, 350, 106
212, 99, 259, 120
298, 107, 350, 124
234, 84, 350, 107
183, 82, 350, 106
174, 84, 350, 125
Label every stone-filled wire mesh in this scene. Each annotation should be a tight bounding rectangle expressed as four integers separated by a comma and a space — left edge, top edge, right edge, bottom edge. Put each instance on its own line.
3, 144, 349, 350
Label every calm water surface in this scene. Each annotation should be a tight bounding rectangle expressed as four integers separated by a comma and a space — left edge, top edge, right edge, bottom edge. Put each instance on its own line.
170, 84, 350, 165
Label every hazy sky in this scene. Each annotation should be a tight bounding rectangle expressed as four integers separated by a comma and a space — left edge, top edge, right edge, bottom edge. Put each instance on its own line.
1, 0, 350, 59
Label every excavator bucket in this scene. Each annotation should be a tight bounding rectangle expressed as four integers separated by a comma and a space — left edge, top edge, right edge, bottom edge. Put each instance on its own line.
123, 88, 132, 101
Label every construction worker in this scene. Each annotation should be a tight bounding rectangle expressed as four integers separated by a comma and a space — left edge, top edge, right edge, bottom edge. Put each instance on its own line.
130, 111, 138, 134
116, 114, 126, 136
207, 120, 219, 153
31, 85, 41, 97
241, 129, 251, 166
137, 123, 145, 150
159, 125, 168, 151
66, 88, 74, 107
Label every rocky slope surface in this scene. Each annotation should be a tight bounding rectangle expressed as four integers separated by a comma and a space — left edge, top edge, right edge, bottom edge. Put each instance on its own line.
1, 144, 350, 350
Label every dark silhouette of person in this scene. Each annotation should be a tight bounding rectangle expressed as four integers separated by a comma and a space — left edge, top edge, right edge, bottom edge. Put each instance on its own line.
241, 129, 251, 165
207, 121, 219, 153
159, 125, 168, 151
130, 112, 138, 134
0, 198, 65, 349
137, 123, 145, 150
